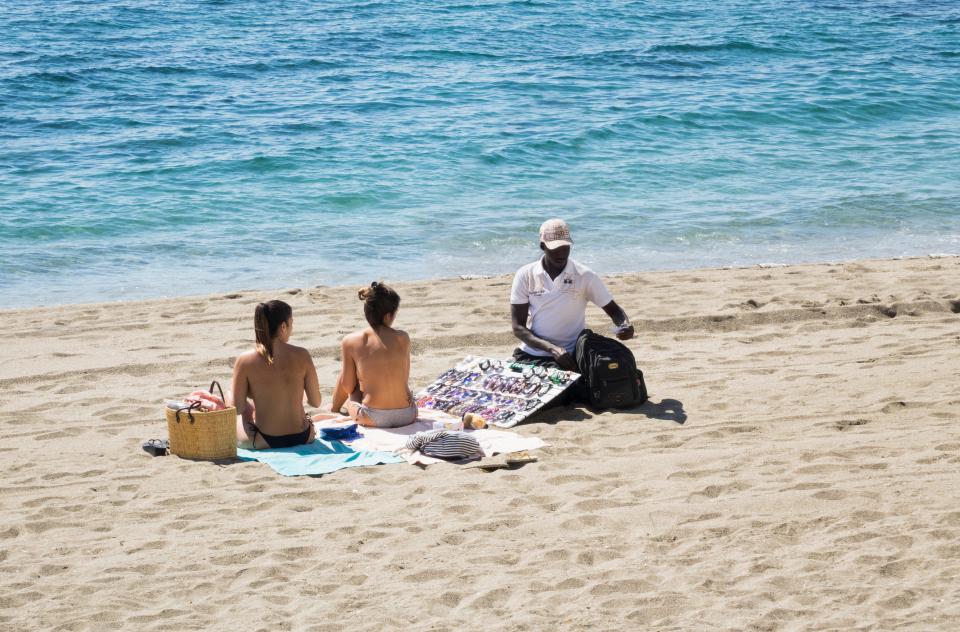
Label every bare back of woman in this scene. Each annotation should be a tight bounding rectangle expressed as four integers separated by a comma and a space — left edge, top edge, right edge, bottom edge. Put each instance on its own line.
231, 300, 321, 449
331, 282, 417, 428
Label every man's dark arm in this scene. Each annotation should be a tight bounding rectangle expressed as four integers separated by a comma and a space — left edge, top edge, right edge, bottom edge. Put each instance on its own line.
510, 303, 578, 370
601, 300, 634, 340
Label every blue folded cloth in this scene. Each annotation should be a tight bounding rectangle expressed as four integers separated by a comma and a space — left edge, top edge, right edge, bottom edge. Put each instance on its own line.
320, 423, 361, 441
237, 438, 404, 477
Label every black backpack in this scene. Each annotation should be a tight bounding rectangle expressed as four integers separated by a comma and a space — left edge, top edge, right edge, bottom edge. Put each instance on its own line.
574, 329, 648, 409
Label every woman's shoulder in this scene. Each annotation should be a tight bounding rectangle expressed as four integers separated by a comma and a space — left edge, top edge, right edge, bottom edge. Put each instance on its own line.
235, 349, 261, 366
282, 342, 313, 359
341, 330, 365, 348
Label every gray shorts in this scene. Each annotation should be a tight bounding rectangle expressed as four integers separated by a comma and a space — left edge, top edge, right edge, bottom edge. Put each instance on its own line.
357, 402, 418, 428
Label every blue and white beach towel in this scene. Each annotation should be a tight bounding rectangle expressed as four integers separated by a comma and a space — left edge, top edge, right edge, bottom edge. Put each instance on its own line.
237, 439, 405, 477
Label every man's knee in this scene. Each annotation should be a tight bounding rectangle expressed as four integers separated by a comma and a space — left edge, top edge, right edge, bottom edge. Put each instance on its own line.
511, 348, 560, 369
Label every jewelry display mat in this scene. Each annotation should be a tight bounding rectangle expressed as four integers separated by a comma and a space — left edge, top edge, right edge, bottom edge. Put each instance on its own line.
414, 355, 580, 428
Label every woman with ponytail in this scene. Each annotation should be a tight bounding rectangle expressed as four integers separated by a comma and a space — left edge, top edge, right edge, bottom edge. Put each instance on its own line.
331, 281, 417, 428
230, 300, 322, 449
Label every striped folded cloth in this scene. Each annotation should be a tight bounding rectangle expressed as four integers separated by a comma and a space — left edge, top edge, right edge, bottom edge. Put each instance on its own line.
405, 429, 482, 460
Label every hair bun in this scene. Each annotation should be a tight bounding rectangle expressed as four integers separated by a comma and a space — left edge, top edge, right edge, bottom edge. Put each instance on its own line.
359, 281, 389, 303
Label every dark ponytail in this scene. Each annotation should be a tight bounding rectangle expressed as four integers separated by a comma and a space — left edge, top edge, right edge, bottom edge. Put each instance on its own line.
254, 300, 293, 364
358, 281, 400, 330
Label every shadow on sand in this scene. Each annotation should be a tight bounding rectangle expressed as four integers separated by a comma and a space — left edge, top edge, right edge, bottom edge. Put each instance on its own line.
524, 397, 686, 426
632, 398, 686, 424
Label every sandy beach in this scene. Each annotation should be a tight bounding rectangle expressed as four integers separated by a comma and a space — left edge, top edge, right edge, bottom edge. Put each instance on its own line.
2, 255, 959, 631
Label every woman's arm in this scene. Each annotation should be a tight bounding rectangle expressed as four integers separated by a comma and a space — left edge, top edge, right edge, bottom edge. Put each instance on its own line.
303, 352, 322, 409
229, 355, 249, 416
330, 338, 358, 414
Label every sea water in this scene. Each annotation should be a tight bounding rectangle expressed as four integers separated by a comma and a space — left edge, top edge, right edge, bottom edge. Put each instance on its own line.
2, 0, 959, 307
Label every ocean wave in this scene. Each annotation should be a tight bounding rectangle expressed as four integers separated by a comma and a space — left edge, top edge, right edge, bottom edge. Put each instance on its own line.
139, 65, 202, 76
554, 48, 714, 70
646, 41, 793, 55
434, 0, 553, 10
228, 58, 342, 72
230, 155, 300, 174
96, 135, 198, 153
402, 48, 505, 61
7, 70, 83, 84
318, 192, 388, 210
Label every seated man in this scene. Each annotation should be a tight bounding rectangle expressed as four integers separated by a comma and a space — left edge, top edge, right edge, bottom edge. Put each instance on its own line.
510, 218, 634, 372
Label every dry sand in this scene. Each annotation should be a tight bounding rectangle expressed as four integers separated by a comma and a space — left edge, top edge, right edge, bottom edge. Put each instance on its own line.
1, 256, 959, 631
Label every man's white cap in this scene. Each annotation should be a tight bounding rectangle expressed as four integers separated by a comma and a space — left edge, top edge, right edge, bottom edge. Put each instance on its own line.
539, 218, 573, 249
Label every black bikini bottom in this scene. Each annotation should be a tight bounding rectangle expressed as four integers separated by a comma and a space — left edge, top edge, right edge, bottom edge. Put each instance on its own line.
250, 424, 312, 449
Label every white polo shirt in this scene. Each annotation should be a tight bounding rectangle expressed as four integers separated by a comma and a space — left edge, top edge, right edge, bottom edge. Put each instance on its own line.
510, 257, 614, 356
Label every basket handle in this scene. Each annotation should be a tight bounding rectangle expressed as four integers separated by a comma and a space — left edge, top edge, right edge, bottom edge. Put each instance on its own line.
208, 380, 226, 405
174, 400, 203, 424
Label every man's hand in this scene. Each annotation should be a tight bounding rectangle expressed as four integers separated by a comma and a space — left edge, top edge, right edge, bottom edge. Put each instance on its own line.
602, 301, 634, 342
550, 346, 578, 372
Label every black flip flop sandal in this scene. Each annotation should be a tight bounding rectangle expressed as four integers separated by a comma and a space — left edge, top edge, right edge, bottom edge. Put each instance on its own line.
142, 439, 169, 457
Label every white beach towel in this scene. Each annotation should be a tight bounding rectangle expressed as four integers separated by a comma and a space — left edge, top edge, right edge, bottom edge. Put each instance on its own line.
315, 410, 547, 465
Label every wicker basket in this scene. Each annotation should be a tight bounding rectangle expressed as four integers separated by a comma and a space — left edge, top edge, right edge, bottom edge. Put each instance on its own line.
166, 381, 237, 461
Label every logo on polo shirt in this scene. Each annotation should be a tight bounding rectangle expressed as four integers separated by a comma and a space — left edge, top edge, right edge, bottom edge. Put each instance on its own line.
560, 274, 579, 294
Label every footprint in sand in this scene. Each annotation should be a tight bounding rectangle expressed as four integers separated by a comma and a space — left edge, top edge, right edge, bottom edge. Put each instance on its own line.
835, 418, 869, 430
878, 590, 919, 610
435, 591, 464, 608
574, 498, 624, 512
880, 400, 917, 414
561, 514, 601, 529
812, 489, 848, 501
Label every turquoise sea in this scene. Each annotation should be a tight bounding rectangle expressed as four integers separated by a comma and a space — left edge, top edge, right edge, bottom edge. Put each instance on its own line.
2, 1, 959, 307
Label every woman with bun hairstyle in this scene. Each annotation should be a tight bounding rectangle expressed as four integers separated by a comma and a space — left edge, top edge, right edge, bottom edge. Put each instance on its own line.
331, 281, 417, 428
230, 300, 322, 449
